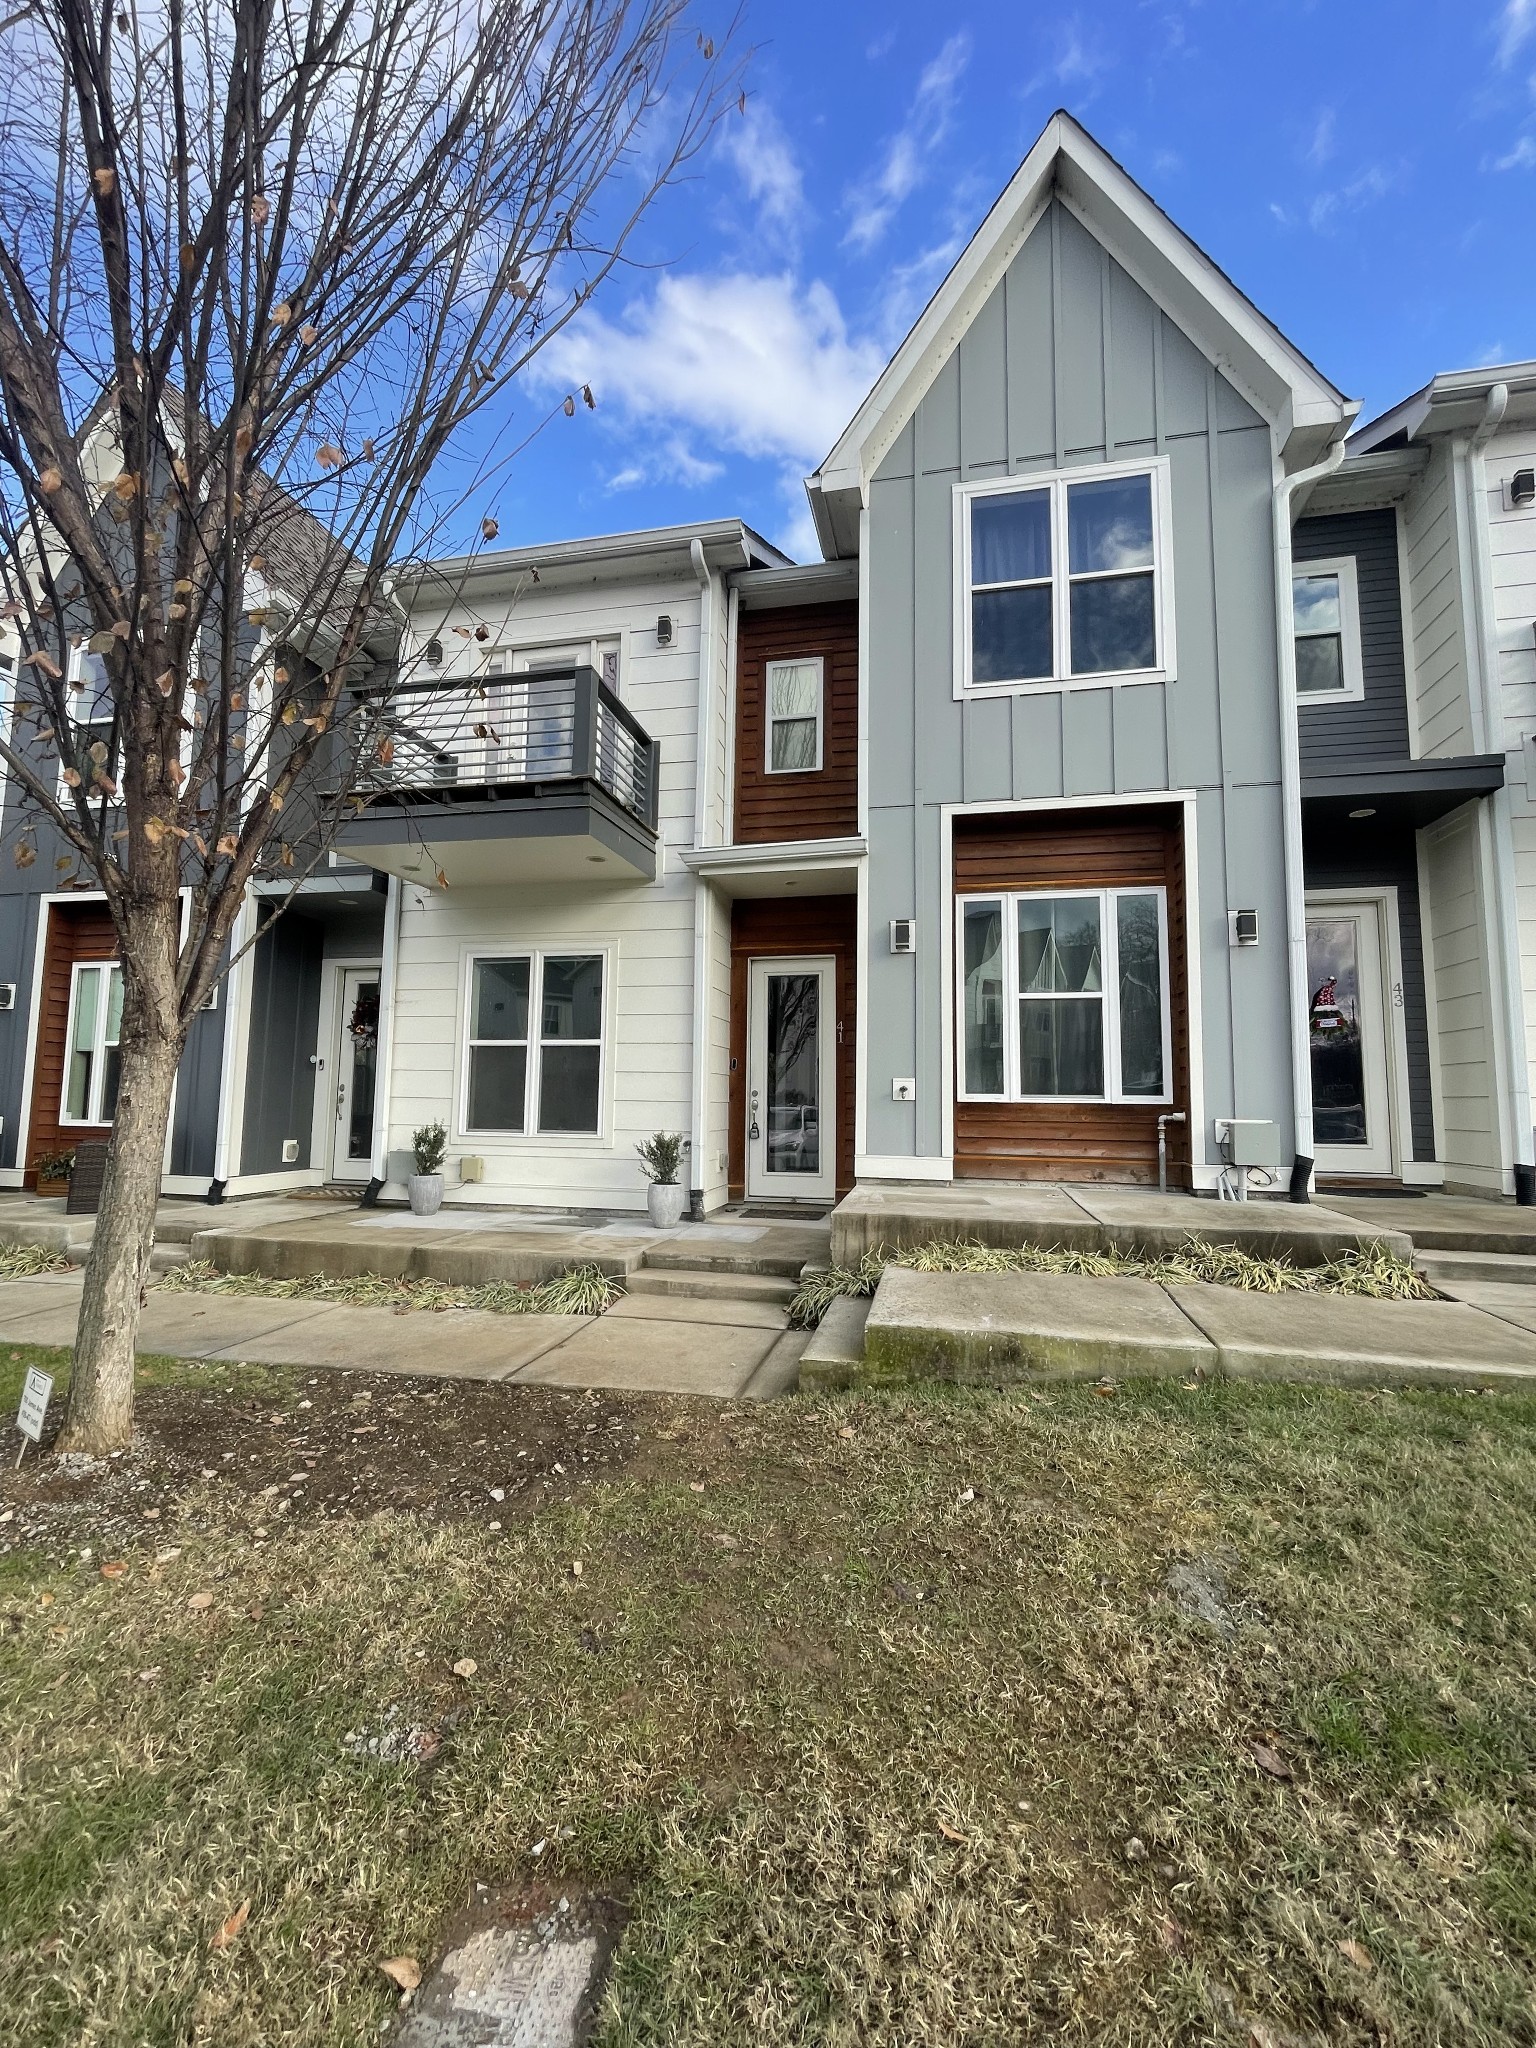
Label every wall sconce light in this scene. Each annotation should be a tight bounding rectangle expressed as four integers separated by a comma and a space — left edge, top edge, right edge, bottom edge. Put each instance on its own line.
1230, 909, 1259, 946
425, 637, 443, 667
1512, 467, 1536, 508
656, 614, 673, 647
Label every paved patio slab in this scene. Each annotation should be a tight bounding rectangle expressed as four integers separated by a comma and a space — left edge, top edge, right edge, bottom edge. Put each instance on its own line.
1171, 1283, 1536, 1386
198, 1304, 585, 1378
1069, 1189, 1413, 1263
862, 1266, 1216, 1384
831, 1183, 1100, 1264
511, 1315, 781, 1397
1325, 1191, 1536, 1256
1431, 1281, 1536, 1333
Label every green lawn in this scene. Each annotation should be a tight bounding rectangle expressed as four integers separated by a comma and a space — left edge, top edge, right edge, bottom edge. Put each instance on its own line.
0, 1351, 1532, 2045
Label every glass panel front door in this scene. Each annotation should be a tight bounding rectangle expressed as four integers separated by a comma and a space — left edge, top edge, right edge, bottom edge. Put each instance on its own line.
333, 968, 382, 1180
747, 956, 836, 1202
1306, 902, 1394, 1176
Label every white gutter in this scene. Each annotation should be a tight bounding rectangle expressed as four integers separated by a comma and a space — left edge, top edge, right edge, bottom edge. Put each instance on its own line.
364, 873, 403, 1202
1464, 383, 1535, 1197
1272, 434, 1347, 1199
687, 537, 715, 1215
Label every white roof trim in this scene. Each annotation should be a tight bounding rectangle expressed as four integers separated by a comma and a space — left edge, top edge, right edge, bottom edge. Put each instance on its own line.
809, 111, 1352, 544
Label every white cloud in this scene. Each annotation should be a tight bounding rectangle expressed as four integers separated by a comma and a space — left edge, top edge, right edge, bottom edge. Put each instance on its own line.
1304, 161, 1402, 232
1498, 0, 1536, 63
545, 271, 885, 472
843, 32, 972, 252
1306, 107, 1336, 167
719, 99, 804, 242
1496, 132, 1536, 166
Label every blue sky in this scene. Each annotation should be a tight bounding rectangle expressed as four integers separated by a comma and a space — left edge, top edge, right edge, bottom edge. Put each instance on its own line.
472, 0, 1536, 564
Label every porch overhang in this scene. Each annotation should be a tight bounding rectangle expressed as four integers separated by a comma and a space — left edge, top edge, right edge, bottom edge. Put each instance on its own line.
335, 782, 658, 887
1301, 754, 1505, 834
682, 835, 866, 899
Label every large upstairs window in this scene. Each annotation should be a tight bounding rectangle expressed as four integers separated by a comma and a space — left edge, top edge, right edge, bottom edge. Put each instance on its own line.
958, 459, 1173, 696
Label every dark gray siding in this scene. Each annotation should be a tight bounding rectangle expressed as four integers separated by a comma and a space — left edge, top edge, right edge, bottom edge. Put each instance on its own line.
1302, 816, 1434, 1160
168, 999, 226, 1178
0, 891, 39, 1169
1295, 509, 1411, 772
241, 908, 323, 1173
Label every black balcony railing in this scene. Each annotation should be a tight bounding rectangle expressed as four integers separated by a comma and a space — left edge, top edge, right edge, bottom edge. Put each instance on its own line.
345, 665, 660, 831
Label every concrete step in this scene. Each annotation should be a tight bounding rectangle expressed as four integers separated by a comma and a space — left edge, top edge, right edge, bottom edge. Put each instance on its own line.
640, 1245, 807, 1280
1416, 1248, 1536, 1290
149, 1243, 192, 1273
798, 1295, 872, 1392
626, 1267, 797, 1306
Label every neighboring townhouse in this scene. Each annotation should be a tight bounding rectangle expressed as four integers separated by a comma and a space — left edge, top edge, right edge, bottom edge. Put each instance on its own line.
1341, 366, 1536, 1201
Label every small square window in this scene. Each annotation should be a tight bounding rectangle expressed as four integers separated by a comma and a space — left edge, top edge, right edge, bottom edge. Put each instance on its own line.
765, 657, 823, 773
1292, 557, 1364, 703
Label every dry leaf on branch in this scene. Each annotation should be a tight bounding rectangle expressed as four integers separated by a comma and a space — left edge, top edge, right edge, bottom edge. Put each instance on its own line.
13, 844, 35, 869
379, 1956, 421, 1993
22, 650, 62, 678
216, 834, 238, 857
1338, 1939, 1374, 1973
91, 166, 116, 196
250, 194, 270, 228
39, 466, 61, 492
481, 517, 499, 540
209, 1899, 250, 1950
562, 395, 576, 417
112, 472, 137, 502
315, 444, 343, 469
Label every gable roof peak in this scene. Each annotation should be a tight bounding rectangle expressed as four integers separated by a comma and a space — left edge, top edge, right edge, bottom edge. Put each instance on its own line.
806, 110, 1354, 559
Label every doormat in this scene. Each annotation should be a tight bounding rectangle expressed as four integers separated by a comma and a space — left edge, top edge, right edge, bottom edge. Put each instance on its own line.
739, 1204, 831, 1221
1316, 1181, 1426, 1199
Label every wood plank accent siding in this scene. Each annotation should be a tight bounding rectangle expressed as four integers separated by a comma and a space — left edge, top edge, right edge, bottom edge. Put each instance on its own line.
728, 895, 856, 1199
952, 806, 1191, 1185
25, 901, 118, 1185
733, 601, 858, 843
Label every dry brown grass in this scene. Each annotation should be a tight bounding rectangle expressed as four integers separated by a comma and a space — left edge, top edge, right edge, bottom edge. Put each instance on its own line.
158, 1257, 623, 1316
0, 1371, 1532, 2045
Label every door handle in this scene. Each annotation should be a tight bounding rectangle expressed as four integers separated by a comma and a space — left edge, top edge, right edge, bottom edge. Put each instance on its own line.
748, 1087, 760, 1142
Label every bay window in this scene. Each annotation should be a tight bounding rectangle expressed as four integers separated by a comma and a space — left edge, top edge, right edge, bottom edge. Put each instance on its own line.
958, 887, 1171, 1103
62, 960, 123, 1125
959, 459, 1171, 694
464, 952, 605, 1135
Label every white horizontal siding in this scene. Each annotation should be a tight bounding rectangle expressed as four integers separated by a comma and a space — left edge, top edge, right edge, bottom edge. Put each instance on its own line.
1421, 811, 1503, 1187
1404, 440, 1476, 758
1484, 424, 1536, 1086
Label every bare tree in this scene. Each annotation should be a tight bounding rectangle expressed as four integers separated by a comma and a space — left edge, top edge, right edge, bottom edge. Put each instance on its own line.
0, 0, 736, 1453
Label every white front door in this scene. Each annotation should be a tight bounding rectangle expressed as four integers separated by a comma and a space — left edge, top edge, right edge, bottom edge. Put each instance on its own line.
332, 967, 382, 1181
1306, 902, 1395, 1176
746, 956, 837, 1203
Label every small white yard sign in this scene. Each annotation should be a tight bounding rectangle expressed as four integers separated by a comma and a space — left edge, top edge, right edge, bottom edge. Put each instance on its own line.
15, 1367, 53, 1461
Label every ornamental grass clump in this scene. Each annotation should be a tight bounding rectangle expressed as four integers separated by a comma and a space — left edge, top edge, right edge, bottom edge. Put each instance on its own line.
160, 1259, 623, 1317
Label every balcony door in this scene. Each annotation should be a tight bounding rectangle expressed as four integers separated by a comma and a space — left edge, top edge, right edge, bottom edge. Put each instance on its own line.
746, 956, 836, 1203
1306, 900, 1395, 1177
331, 966, 382, 1182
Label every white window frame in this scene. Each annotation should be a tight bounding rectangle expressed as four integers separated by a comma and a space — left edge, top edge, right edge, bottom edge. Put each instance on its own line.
955, 885, 1173, 1105
60, 957, 123, 1127
1292, 554, 1364, 707
763, 655, 824, 774
458, 948, 609, 1140
953, 455, 1176, 700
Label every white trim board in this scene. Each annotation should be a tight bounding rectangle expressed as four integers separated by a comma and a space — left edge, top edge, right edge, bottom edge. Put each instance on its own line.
1304, 885, 1417, 1176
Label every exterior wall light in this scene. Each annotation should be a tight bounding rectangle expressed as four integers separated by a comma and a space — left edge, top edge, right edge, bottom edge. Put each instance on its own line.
1511, 467, 1536, 508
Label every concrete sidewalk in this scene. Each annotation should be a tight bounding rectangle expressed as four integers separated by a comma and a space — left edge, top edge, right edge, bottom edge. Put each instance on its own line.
0, 1274, 806, 1402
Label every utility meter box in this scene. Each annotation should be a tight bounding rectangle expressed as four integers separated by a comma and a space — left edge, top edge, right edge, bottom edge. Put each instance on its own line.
1216, 1118, 1280, 1168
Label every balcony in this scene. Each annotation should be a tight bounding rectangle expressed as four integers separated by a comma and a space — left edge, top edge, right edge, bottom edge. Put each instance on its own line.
334, 665, 661, 886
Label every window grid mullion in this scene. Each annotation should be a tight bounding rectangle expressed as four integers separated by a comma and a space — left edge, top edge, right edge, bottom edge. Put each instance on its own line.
1103, 889, 1122, 1105
526, 952, 543, 1133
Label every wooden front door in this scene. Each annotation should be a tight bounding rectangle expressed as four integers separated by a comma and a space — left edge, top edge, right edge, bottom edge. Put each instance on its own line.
26, 901, 120, 1186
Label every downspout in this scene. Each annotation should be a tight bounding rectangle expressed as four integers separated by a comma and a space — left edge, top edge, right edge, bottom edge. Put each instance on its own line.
1465, 383, 1535, 1200
362, 872, 403, 1207
687, 537, 714, 1219
1273, 433, 1347, 1200
207, 891, 256, 1202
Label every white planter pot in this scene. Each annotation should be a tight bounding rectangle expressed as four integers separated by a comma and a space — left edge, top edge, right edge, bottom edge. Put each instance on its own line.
646, 1181, 686, 1229
408, 1173, 444, 1217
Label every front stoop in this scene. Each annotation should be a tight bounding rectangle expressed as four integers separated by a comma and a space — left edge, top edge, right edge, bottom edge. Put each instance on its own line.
798, 1296, 872, 1391
829, 1183, 1414, 1269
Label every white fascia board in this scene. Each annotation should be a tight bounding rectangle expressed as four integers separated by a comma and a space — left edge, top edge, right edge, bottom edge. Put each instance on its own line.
682, 835, 867, 877
809, 111, 1353, 537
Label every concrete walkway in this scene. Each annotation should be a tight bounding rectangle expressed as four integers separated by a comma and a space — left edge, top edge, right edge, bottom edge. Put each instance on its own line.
0, 1272, 807, 1402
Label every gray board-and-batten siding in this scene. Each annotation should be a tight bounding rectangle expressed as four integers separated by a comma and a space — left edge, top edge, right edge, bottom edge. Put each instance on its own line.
862, 195, 1294, 1165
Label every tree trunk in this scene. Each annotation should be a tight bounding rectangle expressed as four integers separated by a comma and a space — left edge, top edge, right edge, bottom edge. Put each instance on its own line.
56, 939, 185, 1456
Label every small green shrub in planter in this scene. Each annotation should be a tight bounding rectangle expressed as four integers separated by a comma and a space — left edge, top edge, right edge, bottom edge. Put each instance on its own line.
408, 1122, 448, 1216
637, 1131, 687, 1228
33, 1147, 76, 1196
